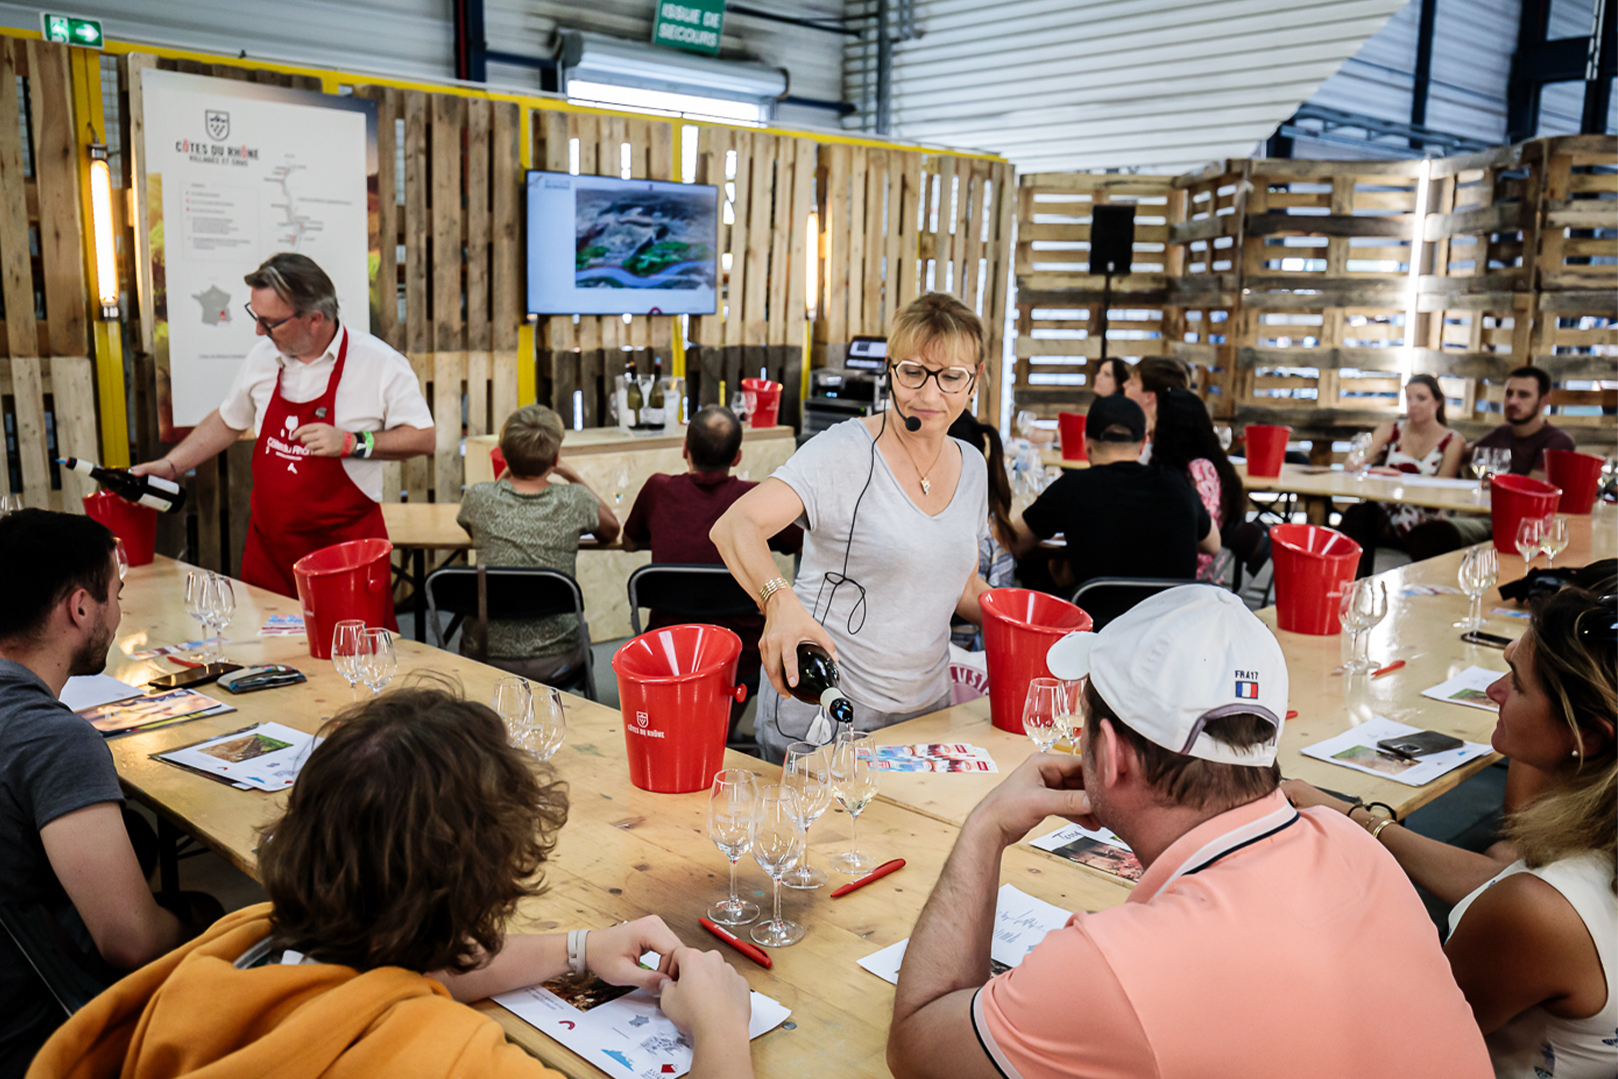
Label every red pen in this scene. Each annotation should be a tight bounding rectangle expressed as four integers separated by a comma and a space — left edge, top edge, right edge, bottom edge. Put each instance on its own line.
699, 917, 772, 969
1371, 660, 1406, 678
1285, 710, 1299, 721
831, 858, 906, 899
167, 655, 203, 669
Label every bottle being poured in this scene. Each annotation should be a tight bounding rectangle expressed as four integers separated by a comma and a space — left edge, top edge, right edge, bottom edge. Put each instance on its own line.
790, 641, 854, 745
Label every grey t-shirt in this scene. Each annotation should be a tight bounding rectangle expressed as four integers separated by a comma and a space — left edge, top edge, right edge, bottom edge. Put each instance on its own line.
773, 418, 989, 715
0, 659, 125, 1075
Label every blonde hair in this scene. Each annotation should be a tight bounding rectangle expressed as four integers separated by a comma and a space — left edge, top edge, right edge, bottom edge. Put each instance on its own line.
887, 293, 985, 369
499, 405, 565, 478
1503, 590, 1617, 891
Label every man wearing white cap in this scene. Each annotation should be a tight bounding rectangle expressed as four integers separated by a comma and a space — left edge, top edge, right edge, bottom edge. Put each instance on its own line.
887, 586, 1490, 1079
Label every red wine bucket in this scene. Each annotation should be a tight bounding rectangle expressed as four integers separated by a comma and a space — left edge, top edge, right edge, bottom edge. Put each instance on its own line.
611, 624, 747, 793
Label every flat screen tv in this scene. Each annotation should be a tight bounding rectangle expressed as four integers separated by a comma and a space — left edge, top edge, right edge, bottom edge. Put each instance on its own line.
526, 171, 719, 316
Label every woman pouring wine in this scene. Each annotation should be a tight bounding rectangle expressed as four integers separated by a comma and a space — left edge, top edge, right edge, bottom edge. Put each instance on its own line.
712, 293, 992, 762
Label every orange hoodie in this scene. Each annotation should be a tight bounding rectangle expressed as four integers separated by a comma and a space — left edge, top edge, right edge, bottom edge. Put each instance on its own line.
27, 903, 561, 1079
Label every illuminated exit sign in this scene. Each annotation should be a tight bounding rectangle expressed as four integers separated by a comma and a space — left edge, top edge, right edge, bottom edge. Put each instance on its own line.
40, 12, 104, 48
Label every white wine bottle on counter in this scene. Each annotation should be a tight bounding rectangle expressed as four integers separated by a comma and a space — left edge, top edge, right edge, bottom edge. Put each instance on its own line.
790, 642, 854, 727
624, 360, 643, 429
58, 457, 187, 513
643, 357, 666, 428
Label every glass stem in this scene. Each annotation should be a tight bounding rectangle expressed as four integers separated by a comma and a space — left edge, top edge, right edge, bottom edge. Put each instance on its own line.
772, 877, 783, 926
1469, 594, 1482, 627
728, 857, 740, 906
849, 810, 860, 859
1356, 629, 1369, 667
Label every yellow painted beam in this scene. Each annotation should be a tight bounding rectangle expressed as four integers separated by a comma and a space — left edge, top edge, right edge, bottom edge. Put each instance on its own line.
70, 48, 130, 466
516, 103, 537, 407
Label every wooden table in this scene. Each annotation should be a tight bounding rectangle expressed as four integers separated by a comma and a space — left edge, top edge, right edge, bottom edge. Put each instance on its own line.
875, 506, 1616, 828
104, 556, 1134, 1079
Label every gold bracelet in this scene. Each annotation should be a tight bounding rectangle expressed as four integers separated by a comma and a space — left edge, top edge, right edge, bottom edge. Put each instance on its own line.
757, 577, 790, 609
1370, 818, 1399, 842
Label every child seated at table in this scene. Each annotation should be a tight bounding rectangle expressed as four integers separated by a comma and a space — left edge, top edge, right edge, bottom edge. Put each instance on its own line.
457, 405, 620, 687
28, 686, 756, 1079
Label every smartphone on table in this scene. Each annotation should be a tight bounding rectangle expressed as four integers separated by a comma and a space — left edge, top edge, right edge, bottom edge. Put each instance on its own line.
146, 662, 242, 691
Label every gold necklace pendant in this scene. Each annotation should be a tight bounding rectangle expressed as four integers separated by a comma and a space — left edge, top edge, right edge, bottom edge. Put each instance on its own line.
920, 477, 931, 495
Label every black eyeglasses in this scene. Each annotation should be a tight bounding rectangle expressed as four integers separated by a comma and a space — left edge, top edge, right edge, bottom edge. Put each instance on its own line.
1576, 596, 1618, 645
889, 360, 976, 396
243, 304, 299, 333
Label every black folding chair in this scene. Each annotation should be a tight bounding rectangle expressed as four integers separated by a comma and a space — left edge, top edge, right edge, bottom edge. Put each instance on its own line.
1070, 577, 1207, 630
0, 902, 119, 1019
425, 565, 596, 700
626, 563, 757, 636
1225, 520, 1273, 599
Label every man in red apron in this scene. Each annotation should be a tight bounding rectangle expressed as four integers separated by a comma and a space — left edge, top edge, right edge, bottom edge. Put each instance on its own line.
133, 254, 434, 621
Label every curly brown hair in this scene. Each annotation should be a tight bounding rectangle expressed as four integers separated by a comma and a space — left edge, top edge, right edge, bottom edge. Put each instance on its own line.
257, 683, 569, 973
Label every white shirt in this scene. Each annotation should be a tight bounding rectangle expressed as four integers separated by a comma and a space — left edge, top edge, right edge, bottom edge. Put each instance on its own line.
216, 325, 434, 502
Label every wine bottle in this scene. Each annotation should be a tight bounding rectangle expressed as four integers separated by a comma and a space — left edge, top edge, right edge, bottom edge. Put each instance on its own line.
59, 457, 187, 514
624, 361, 643, 429
791, 642, 854, 726
643, 357, 666, 428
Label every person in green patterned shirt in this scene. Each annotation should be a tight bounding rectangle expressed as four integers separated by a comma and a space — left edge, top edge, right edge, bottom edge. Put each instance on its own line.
456, 405, 619, 686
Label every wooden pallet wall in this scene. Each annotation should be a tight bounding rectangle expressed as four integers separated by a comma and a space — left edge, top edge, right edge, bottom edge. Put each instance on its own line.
0, 37, 97, 511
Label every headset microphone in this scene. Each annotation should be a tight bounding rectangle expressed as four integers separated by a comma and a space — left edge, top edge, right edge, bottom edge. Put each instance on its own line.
890, 396, 922, 433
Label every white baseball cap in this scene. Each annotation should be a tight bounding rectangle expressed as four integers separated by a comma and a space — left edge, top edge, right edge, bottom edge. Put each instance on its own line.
1045, 585, 1289, 766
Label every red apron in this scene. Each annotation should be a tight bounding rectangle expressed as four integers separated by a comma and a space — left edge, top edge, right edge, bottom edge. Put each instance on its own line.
239, 331, 395, 628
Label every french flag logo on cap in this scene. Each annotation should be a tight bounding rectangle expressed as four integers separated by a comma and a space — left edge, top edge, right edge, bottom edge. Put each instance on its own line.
1235, 680, 1260, 700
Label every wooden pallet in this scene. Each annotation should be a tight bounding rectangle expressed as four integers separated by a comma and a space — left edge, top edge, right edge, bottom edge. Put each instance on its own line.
0, 37, 96, 511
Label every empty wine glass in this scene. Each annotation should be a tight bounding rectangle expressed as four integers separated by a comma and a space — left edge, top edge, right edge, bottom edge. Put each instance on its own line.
781, 742, 833, 890
524, 684, 567, 760
749, 785, 806, 948
358, 628, 396, 695
492, 675, 532, 742
331, 620, 367, 700
185, 571, 212, 660
0, 492, 22, 515
1215, 425, 1234, 452
113, 538, 128, 582
1343, 432, 1373, 478
1454, 546, 1498, 631
1515, 517, 1544, 566
708, 769, 761, 926
202, 574, 235, 662
828, 730, 880, 875
1339, 578, 1388, 673
1022, 678, 1066, 754
1539, 514, 1569, 568
1485, 447, 1511, 482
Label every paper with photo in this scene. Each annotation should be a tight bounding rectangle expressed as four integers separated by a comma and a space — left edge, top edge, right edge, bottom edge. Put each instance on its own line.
61, 674, 145, 713
493, 969, 789, 1079
155, 721, 316, 791
80, 687, 235, 736
1420, 666, 1505, 712
858, 884, 1072, 985
870, 744, 998, 773
127, 639, 210, 660
1031, 821, 1145, 883
258, 615, 306, 637
1301, 715, 1491, 786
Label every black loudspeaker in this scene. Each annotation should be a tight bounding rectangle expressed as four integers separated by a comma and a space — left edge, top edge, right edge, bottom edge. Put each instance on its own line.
1088, 204, 1137, 276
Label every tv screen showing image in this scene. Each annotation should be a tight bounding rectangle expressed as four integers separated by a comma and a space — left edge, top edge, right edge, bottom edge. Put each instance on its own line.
526, 171, 719, 316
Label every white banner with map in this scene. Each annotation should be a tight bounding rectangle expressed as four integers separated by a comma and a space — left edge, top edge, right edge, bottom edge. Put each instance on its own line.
140, 70, 376, 432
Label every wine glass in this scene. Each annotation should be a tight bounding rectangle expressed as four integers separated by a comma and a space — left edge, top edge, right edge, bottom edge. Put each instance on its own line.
613, 463, 631, 510
1339, 578, 1388, 673
1469, 448, 1490, 490
523, 684, 567, 760
358, 628, 396, 696
1215, 425, 1233, 452
1515, 517, 1544, 566
113, 538, 129, 582
185, 571, 212, 660
1021, 677, 1065, 753
1055, 679, 1084, 750
1453, 546, 1498, 631
708, 769, 761, 926
781, 742, 833, 890
1486, 447, 1511, 482
1539, 515, 1569, 568
1343, 432, 1373, 478
828, 730, 880, 874
492, 675, 532, 742
749, 785, 806, 948
331, 620, 367, 700
202, 574, 235, 662
0, 492, 22, 515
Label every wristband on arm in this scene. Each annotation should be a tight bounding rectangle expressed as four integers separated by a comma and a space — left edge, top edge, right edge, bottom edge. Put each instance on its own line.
340, 431, 356, 457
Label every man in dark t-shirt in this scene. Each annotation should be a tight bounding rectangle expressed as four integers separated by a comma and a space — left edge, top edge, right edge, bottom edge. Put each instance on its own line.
1467, 366, 1575, 478
1010, 396, 1217, 605
0, 511, 190, 1076
622, 406, 802, 737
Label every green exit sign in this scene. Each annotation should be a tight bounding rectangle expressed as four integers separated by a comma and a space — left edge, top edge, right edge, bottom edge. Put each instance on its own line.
651, 0, 724, 56
40, 12, 104, 48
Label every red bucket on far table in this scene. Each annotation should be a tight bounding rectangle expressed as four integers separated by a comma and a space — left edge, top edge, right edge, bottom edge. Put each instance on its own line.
292, 538, 394, 659
1543, 449, 1602, 514
612, 624, 746, 793
1269, 523, 1361, 635
980, 588, 1093, 734
490, 445, 508, 480
1057, 413, 1088, 461
1244, 425, 1291, 478
740, 378, 782, 428
82, 492, 157, 566
1489, 474, 1562, 553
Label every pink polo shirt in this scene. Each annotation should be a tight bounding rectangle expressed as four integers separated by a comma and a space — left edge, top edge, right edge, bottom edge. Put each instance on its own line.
973, 791, 1491, 1079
